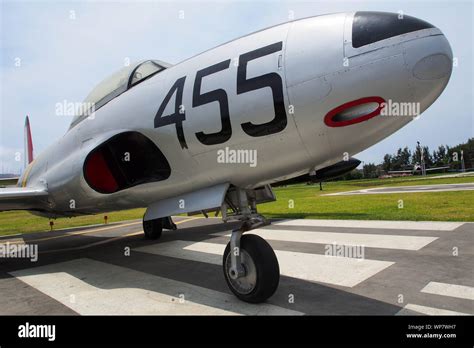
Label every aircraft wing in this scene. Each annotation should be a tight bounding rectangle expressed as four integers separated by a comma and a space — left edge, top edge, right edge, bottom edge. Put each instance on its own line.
0, 186, 49, 211
144, 183, 229, 221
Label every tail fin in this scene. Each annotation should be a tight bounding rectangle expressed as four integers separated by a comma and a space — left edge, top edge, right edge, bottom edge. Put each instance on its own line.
24, 116, 34, 168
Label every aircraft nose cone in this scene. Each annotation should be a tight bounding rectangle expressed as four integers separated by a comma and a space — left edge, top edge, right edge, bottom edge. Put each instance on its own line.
403, 29, 453, 112
352, 12, 453, 114
412, 51, 452, 80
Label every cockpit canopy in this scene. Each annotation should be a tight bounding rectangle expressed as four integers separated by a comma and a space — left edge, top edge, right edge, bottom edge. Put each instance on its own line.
69, 59, 171, 129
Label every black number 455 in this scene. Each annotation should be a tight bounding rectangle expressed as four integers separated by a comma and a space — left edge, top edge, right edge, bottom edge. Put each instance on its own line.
154, 42, 287, 149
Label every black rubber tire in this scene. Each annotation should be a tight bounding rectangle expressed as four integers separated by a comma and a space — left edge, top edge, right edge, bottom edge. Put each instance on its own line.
223, 234, 280, 303
143, 217, 163, 240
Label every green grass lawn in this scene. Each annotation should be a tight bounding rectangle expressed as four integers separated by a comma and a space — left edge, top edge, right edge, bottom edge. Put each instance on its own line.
320, 173, 474, 191
259, 184, 474, 221
0, 208, 146, 236
0, 175, 473, 236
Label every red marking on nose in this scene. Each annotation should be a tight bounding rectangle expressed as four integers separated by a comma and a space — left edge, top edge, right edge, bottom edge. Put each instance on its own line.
324, 96, 386, 127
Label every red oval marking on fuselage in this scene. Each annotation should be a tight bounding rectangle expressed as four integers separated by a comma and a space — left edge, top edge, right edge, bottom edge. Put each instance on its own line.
324, 96, 386, 127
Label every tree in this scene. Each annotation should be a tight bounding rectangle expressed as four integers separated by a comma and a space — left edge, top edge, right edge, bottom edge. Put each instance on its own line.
382, 154, 392, 172
423, 146, 434, 167
448, 138, 474, 170
432, 145, 448, 166
401, 147, 412, 167
363, 163, 378, 178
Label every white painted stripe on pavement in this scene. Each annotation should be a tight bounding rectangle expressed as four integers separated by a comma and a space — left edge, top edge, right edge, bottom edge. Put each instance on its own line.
274, 219, 462, 231
0, 238, 24, 245
213, 229, 437, 251
400, 304, 469, 315
421, 282, 474, 301
135, 240, 394, 287
10, 258, 302, 315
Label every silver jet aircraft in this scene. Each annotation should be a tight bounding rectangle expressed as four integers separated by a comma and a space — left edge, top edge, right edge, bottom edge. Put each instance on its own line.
0, 12, 452, 303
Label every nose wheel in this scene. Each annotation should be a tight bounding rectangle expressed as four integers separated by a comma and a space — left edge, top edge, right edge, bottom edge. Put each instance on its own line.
223, 225, 280, 303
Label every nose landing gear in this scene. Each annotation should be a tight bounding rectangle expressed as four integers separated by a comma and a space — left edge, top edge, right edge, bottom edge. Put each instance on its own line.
221, 186, 280, 303
142, 185, 281, 304
223, 218, 280, 303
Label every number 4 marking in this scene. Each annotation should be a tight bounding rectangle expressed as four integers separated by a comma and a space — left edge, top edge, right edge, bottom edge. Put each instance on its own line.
154, 76, 188, 149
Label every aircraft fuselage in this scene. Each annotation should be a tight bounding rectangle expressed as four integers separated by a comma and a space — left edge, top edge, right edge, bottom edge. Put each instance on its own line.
18, 12, 452, 216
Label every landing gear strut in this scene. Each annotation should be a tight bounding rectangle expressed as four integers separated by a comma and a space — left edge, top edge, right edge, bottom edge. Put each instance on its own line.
221, 186, 280, 303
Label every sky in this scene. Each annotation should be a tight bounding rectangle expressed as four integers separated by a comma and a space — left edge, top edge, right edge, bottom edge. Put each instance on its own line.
1, 0, 473, 174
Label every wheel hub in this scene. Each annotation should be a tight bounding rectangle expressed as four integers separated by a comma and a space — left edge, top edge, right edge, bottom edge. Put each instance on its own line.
225, 250, 257, 295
